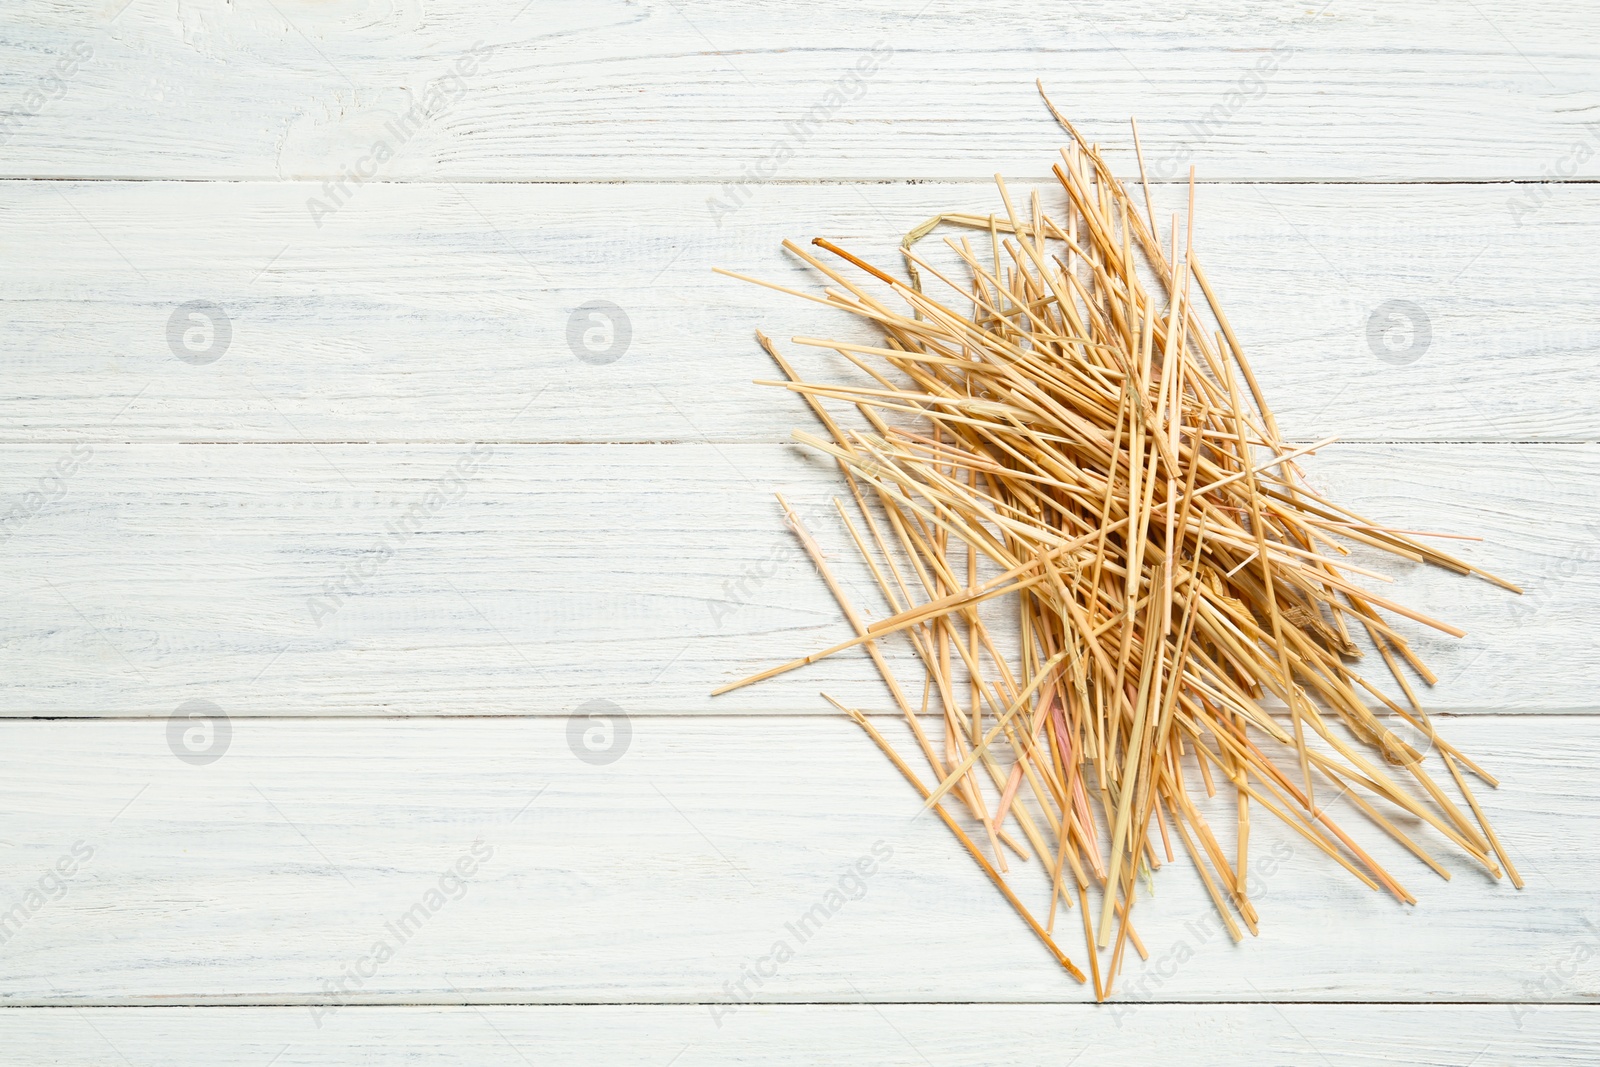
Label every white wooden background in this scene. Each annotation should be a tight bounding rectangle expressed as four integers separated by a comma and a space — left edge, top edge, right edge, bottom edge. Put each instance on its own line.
2, 1, 1597, 1063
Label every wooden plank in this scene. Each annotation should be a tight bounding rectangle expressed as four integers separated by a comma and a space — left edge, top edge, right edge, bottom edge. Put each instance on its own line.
0, 1004, 1595, 1065
0, 715, 1592, 1004
1, 2, 1596, 180
0, 442, 1591, 717
3, 181, 1598, 443
0, 0, 1589, 1049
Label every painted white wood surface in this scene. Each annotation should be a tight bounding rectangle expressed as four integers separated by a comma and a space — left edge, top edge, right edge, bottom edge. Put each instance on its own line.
0, 1, 1596, 181
1, 1004, 1597, 1066
0, 716, 1592, 1005
3, 180, 1597, 443
0, 443, 1591, 716
2, 0, 1596, 1055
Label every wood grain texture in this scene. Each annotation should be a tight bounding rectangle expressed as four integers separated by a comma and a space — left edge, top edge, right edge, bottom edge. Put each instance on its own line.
0, 443, 1590, 717
3, 0, 1597, 1052
0, 1, 1596, 180
4, 180, 1598, 444
0, 715, 1592, 1004
0, 1004, 1596, 1065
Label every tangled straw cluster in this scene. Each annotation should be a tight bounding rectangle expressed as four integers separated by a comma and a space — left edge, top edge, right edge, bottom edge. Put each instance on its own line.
714, 93, 1522, 998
